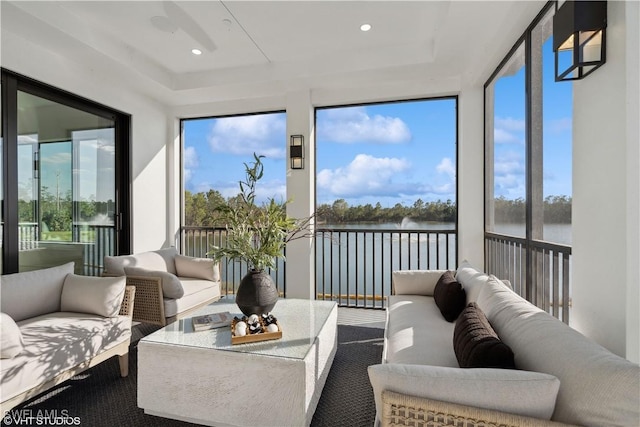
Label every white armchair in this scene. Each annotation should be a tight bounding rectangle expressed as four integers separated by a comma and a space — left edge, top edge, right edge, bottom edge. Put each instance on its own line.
103, 247, 221, 325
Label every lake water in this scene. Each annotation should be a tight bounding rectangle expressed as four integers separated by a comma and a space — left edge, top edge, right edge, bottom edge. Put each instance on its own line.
314, 221, 571, 306
209, 220, 571, 306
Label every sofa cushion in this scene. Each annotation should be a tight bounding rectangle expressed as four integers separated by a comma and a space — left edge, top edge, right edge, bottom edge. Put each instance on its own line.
433, 271, 466, 322
368, 364, 560, 422
0, 262, 75, 322
163, 278, 221, 318
124, 266, 184, 299
455, 260, 488, 304
1, 312, 131, 403
453, 302, 515, 369
477, 275, 640, 426
175, 254, 220, 281
1, 313, 24, 359
61, 274, 126, 317
104, 247, 178, 275
384, 295, 458, 367
391, 270, 447, 296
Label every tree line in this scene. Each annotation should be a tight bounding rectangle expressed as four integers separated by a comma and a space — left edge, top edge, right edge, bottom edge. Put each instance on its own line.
185, 190, 571, 226
493, 195, 571, 223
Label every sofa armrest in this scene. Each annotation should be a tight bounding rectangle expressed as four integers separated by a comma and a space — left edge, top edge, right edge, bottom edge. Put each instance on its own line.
118, 285, 136, 317
392, 270, 447, 295
381, 390, 576, 427
123, 276, 166, 325
368, 364, 560, 422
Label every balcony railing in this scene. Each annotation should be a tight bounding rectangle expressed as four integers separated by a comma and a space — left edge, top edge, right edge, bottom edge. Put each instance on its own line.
485, 231, 572, 323
181, 226, 457, 310
181, 226, 286, 297
16, 222, 115, 276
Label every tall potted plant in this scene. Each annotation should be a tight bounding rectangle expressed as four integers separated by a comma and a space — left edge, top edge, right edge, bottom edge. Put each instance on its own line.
208, 153, 312, 315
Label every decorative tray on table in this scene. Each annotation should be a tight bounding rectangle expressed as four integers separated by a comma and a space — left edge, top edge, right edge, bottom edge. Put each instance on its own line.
231, 313, 282, 345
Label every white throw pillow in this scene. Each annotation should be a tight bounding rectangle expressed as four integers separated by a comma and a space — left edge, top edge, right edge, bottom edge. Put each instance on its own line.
391, 270, 447, 296
455, 260, 488, 303
124, 266, 184, 299
0, 262, 75, 322
174, 254, 220, 281
368, 364, 560, 422
0, 312, 24, 359
61, 274, 126, 317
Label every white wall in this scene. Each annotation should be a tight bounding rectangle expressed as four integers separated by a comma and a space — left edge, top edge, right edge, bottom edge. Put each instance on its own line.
1, 31, 171, 254
571, 0, 640, 361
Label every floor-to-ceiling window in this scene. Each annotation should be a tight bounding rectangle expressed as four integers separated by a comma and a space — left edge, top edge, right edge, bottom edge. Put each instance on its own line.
1, 70, 130, 275
315, 97, 458, 308
484, 2, 573, 322
180, 111, 287, 296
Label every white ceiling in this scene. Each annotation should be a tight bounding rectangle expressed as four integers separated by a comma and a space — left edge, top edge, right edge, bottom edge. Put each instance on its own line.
1, 1, 546, 107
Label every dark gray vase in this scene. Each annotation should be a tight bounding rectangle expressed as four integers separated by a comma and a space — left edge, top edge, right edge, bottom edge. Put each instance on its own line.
236, 270, 279, 316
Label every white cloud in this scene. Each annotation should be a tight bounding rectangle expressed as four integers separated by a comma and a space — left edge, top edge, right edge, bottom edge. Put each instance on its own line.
548, 117, 572, 133
317, 154, 411, 197
319, 107, 411, 144
493, 151, 525, 198
436, 157, 455, 179
183, 146, 198, 184
208, 114, 286, 158
495, 117, 525, 132
494, 116, 525, 144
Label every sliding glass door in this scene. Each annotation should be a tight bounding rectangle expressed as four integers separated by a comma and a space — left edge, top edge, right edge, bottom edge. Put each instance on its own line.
1, 70, 130, 275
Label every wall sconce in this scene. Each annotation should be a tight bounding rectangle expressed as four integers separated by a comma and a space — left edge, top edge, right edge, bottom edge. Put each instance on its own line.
553, 0, 607, 82
290, 135, 304, 169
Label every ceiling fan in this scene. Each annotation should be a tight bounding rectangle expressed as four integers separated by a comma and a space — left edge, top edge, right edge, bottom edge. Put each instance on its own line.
151, 1, 217, 52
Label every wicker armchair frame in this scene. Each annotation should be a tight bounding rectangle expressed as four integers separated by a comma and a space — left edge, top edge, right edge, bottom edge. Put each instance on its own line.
381, 391, 577, 427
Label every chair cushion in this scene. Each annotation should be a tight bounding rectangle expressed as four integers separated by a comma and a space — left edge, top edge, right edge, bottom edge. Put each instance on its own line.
391, 270, 447, 296
384, 295, 458, 367
61, 274, 126, 317
124, 266, 185, 299
453, 302, 515, 369
162, 278, 221, 318
1, 313, 24, 359
175, 254, 220, 281
433, 271, 466, 322
0, 312, 131, 402
0, 262, 75, 322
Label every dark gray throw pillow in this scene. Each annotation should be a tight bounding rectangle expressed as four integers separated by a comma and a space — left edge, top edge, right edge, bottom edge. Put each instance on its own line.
433, 270, 467, 322
453, 302, 516, 369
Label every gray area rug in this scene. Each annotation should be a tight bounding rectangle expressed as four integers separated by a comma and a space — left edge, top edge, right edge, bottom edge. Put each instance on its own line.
5, 323, 383, 427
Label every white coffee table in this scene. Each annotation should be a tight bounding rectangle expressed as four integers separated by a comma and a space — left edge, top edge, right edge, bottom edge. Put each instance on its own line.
137, 298, 338, 426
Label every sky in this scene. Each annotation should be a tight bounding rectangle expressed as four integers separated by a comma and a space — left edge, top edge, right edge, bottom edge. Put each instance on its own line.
183, 98, 457, 208
183, 39, 572, 210
492, 37, 573, 201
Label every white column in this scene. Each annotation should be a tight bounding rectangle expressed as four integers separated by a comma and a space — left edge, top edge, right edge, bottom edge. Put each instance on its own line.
457, 86, 485, 268
571, 0, 638, 359
285, 90, 315, 299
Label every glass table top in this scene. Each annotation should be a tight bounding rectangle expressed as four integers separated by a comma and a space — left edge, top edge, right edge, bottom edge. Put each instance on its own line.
141, 298, 337, 360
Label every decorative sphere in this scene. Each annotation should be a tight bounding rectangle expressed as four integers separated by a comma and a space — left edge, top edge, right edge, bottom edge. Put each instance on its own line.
266, 323, 279, 333
248, 314, 260, 324
234, 321, 247, 337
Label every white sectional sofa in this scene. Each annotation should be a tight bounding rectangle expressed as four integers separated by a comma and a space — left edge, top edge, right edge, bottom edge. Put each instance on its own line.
1, 262, 135, 413
103, 247, 221, 325
368, 261, 640, 427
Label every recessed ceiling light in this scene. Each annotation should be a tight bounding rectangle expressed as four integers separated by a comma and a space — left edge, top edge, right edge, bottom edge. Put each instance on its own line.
191, 48, 202, 55
360, 23, 372, 32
